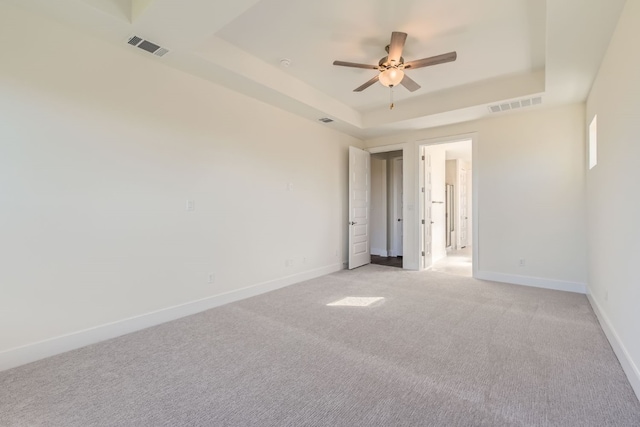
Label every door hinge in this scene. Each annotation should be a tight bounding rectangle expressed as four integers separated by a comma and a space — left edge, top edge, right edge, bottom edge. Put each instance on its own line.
422, 251, 425, 256
422, 155, 425, 161
421, 219, 425, 224
421, 187, 425, 193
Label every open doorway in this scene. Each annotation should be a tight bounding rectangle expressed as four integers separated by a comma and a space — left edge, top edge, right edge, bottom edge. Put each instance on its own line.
370, 150, 403, 268
420, 139, 473, 277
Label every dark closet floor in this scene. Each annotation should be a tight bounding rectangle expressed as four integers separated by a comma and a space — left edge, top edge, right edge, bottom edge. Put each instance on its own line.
370, 255, 403, 269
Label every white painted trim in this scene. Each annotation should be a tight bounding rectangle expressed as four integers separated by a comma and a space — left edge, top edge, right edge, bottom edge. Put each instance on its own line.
416, 132, 478, 278
416, 132, 476, 146
365, 143, 408, 268
0, 263, 343, 372
371, 248, 388, 257
367, 142, 406, 154
587, 291, 640, 401
470, 136, 479, 279
475, 270, 586, 294
391, 157, 403, 257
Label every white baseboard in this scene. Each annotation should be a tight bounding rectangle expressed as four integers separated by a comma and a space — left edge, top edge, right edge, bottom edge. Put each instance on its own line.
587, 291, 640, 401
475, 270, 586, 294
371, 248, 388, 257
0, 263, 343, 372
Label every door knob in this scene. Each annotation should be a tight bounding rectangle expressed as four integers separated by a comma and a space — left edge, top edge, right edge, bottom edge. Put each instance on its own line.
397, 218, 402, 222
349, 221, 357, 225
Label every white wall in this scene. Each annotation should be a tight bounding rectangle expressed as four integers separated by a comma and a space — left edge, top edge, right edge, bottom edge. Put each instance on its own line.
0, 3, 361, 363
366, 104, 587, 292
445, 160, 457, 186
370, 156, 387, 256
585, 0, 640, 397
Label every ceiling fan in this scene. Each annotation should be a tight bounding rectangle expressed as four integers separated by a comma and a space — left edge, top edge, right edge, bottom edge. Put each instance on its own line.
333, 31, 457, 93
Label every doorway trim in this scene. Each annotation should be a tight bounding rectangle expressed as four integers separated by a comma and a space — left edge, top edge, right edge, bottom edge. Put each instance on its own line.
390, 156, 403, 257
367, 142, 407, 269
416, 132, 478, 278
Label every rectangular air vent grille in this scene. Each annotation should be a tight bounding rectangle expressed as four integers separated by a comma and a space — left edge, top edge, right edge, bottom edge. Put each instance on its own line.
154, 48, 169, 57
127, 35, 170, 57
127, 36, 143, 46
318, 117, 334, 123
488, 96, 542, 114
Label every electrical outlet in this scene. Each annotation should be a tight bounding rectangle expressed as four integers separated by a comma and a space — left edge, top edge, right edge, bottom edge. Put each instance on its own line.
186, 200, 195, 212
285, 259, 294, 267
519, 258, 526, 267
208, 273, 215, 284
286, 182, 294, 191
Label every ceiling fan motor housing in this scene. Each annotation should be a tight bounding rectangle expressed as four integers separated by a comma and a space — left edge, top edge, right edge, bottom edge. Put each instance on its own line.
379, 56, 405, 68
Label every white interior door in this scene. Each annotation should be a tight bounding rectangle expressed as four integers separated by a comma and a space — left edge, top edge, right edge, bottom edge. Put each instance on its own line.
429, 147, 446, 262
466, 167, 473, 246
421, 147, 433, 269
393, 157, 403, 257
349, 146, 371, 269
459, 167, 468, 248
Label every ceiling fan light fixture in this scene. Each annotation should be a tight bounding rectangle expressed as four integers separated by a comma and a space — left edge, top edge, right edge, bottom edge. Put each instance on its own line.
333, 32, 457, 96
379, 67, 404, 87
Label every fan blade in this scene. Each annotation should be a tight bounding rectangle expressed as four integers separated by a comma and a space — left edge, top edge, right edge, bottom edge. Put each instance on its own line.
333, 60, 378, 70
400, 74, 421, 92
404, 51, 457, 69
354, 74, 380, 92
388, 31, 407, 64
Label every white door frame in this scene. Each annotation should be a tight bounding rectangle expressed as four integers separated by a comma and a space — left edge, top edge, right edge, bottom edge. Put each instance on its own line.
390, 156, 403, 257
465, 166, 473, 247
368, 143, 407, 268
417, 133, 478, 277
459, 164, 471, 248
420, 146, 433, 270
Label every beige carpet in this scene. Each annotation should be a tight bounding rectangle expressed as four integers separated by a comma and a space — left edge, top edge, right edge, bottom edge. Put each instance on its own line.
1, 265, 639, 426
432, 246, 473, 276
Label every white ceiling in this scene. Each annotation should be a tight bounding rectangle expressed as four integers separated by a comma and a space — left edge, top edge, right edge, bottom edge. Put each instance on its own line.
5, 0, 627, 139
217, 0, 545, 110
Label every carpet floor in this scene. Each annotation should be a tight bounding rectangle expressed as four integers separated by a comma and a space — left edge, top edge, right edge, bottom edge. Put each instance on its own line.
1, 265, 639, 426
432, 246, 473, 277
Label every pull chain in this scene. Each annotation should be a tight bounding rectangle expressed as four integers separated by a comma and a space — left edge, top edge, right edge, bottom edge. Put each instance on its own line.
389, 86, 394, 110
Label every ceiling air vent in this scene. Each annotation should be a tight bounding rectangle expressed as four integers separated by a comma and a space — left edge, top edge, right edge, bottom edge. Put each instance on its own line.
318, 117, 334, 123
488, 96, 542, 114
127, 35, 170, 57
